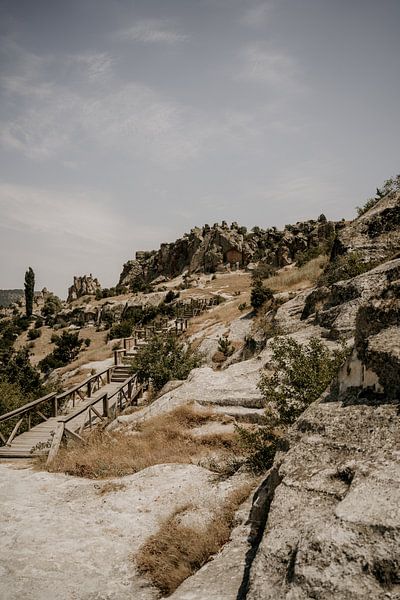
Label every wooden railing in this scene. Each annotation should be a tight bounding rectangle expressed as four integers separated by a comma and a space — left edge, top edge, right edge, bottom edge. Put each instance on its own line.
56, 367, 113, 409
46, 375, 143, 465
0, 392, 57, 447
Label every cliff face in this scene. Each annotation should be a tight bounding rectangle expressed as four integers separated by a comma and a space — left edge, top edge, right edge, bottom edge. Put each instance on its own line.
118, 218, 337, 288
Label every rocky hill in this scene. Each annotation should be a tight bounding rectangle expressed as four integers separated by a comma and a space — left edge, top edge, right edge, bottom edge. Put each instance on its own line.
1, 186, 400, 600
119, 216, 338, 289
0, 289, 23, 307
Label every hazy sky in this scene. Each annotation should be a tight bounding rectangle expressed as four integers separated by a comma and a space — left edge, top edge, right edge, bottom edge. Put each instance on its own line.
1, 0, 399, 297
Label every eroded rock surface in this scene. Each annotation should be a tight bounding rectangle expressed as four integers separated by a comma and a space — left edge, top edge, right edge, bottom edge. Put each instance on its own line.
247, 401, 400, 600
0, 463, 249, 600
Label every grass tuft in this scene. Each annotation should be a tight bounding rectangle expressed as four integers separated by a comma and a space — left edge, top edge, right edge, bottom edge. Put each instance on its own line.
135, 483, 254, 595
45, 404, 241, 479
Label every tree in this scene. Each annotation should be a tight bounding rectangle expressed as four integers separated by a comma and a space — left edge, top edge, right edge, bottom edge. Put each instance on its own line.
130, 333, 202, 392
24, 267, 35, 317
250, 279, 274, 311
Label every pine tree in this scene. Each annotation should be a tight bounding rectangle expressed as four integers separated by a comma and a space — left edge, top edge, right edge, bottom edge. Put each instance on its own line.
24, 267, 35, 317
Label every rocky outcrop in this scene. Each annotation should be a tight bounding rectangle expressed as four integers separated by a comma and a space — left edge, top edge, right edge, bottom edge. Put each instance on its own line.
67, 274, 101, 303
299, 258, 400, 339
245, 261, 400, 600
246, 400, 400, 600
119, 218, 338, 289
332, 189, 400, 263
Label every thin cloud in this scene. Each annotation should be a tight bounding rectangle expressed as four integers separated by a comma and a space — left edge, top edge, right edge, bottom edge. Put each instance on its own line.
115, 19, 188, 44
236, 42, 306, 93
241, 2, 272, 27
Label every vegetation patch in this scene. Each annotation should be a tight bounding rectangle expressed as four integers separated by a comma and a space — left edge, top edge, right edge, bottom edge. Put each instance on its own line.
130, 333, 202, 392
318, 252, 377, 287
238, 337, 348, 473
46, 405, 241, 479
135, 482, 254, 596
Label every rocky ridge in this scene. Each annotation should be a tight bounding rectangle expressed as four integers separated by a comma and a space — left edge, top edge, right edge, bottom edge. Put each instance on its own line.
119, 216, 338, 289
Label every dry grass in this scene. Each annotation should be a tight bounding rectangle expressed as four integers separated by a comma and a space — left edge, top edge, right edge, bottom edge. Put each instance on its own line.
265, 255, 328, 292
135, 482, 255, 595
46, 405, 241, 479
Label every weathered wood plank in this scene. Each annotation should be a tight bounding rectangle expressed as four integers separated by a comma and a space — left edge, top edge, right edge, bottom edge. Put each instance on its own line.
46, 423, 65, 465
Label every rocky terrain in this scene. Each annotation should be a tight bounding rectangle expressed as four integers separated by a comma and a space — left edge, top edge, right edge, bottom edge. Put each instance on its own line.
119, 216, 338, 289
1, 188, 399, 600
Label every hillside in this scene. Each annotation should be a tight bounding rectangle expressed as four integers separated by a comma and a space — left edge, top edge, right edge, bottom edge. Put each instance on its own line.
0, 289, 23, 307
0, 185, 399, 600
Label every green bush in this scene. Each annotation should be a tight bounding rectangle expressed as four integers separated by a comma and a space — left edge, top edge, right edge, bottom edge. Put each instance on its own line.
130, 333, 202, 392
259, 337, 348, 426
108, 320, 133, 340
27, 328, 41, 341
250, 280, 274, 311
238, 337, 348, 473
0, 347, 44, 396
217, 335, 234, 358
318, 252, 375, 286
39, 331, 83, 373
236, 426, 278, 474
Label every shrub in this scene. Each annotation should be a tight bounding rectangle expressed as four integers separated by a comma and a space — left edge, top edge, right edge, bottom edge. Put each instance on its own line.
108, 320, 133, 340
238, 302, 247, 311
250, 280, 274, 310
356, 174, 400, 216
259, 337, 348, 426
0, 347, 43, 397
251, 263, 276, 280
34, 317, 44, 329
236, 426, 278, 474
217, 335, 234, 358
84, 338, 91, 347
39, 331, 83, 373
238, 337, 348, 473
27, 328, 41, 341
165, 290, 179, 304
42, 294, 62, 322
130, 333, 202, 392
318, 252, 376, 286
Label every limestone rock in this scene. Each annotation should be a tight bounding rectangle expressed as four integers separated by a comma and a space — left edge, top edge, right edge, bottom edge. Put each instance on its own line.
118, 219, 338, 290
67, 274, 101, 302
332, 189, 400, 263
247, 400, 400, 600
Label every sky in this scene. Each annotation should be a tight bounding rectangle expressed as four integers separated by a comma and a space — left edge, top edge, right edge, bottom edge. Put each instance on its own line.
0, 0, 399, 298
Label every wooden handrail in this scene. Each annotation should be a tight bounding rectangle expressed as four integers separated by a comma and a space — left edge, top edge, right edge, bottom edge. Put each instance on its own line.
59, 392, 109, 423
56, 367, 112, 400
0, 393, 57, 423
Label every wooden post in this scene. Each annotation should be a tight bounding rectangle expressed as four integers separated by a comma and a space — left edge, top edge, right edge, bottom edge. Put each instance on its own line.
103, 394, 109, 418
87, 380, 92, 398
107, 369, 111, 384
46, 422, 64, 466
128, 380, 132, 400
27, 412, 31, 431
52, 396, 58, 418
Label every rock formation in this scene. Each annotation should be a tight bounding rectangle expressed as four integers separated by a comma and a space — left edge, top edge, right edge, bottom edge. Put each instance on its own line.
67, 274, 101, 303
118, 218, 338, 289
